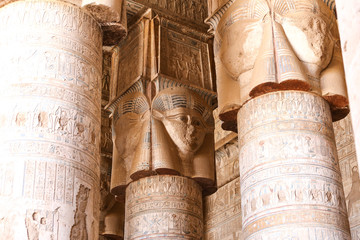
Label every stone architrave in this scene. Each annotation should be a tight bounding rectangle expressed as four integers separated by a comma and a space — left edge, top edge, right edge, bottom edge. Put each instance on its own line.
0, 1, 102, 239
211, 0, 348, 131
238, 91, 350, 239
125, 175, 203, 240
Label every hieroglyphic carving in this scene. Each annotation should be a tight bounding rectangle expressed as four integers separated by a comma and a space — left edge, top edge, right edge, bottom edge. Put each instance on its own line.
110, 13, 215, 103
125, 175, 203, 240
334, 115, 360, 238
0, 1, 101, 239
25, 209, 59, 240
131, 0, 207, 25
215, 138, 239, 187
159, 19, 215, 91
114, 21, 144, 98
213, 0, 348, 131
238, 91, 350, 239
204, 177, 242, 240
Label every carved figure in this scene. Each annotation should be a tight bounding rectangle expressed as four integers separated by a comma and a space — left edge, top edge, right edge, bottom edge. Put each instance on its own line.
346, 166, 360, 217
111, 89, 151, 194
70, 185, 90, 240
109, 82, 216, 195
152, 87, 215, 187
214, 0, 348, 130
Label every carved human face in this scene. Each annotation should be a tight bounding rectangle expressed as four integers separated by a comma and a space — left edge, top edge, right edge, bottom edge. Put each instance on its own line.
161, 108, 207, 153
113, 93, 149, 166
216, 0, 336, 79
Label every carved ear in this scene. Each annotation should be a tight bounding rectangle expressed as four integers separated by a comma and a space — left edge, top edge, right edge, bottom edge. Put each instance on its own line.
152, 109, 164, 120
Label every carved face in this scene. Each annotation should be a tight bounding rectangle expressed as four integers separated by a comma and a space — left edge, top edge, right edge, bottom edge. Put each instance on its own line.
113, 93, 150, 170
152, 88, 212, 154
216, 0, 336, 80
161, 108, 207, 153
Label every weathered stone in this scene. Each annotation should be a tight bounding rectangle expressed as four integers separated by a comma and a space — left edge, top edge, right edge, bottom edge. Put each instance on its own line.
125, 175, 203, 240
0, 1, 102, 238
83, 0, 127, 45
204, 177, 242, 240
212, 0, 348, 131
334, 115, 360, 238
238, 91, 350, 239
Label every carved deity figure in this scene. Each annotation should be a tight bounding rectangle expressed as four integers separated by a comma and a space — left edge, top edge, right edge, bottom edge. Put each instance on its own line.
111, 89, 151, 195
70, 185, 90, 240
109, 82, 216, 195
152, 87, 215, 188
346, 166, 360, 217
214, 0, 348, 130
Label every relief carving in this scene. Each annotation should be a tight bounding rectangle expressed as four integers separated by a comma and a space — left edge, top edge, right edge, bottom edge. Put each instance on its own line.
70, 185, 90, 240
238, 91, 350, 239
213, 0, 348, 131
110, 79, 216, 195
334, 115, 360, 237
0, 1, 101, 238
125, 176, 203, 240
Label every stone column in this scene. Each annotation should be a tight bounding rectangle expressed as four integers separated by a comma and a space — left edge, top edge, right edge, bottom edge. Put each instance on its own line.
207, 0, 352, 238
0, 1, 102, 239
107, 9, 216, 239
336, 0, 360, 174
238, 91, 350, 239
125, 175, 203, 239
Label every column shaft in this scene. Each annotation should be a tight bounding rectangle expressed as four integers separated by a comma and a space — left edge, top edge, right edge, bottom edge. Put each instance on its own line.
125, 175, 203, 240
238, 91, 350, 239
0, 1, 102, 239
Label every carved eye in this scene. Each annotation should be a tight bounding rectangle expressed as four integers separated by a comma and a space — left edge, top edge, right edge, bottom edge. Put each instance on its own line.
179, 116, 188, 123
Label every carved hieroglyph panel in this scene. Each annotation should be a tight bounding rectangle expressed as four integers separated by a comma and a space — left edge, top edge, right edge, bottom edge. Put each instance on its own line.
115, 21, 144, 97
131, 0, 207, 25
159, 21, 214, 91
238, 91, 350, 239
0, 1, 102, 239
125, 175, 203, 239
204, 177, 242, 240
215, 138, 239, 188
334, 115, 360, 239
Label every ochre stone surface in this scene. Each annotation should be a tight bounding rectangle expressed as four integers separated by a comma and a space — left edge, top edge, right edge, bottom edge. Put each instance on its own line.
110, 79, 216, 195
334, 115, 360, 239
125, 175, 203, 240
336, 0, 360, 184
213, 0, 348, 130
107, 12, 217, 196
215, 138, 239, 188
204, 177, 242, 240
238, 91, 350, 239
0, 1, 102, 239
82, 0, 128, 46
